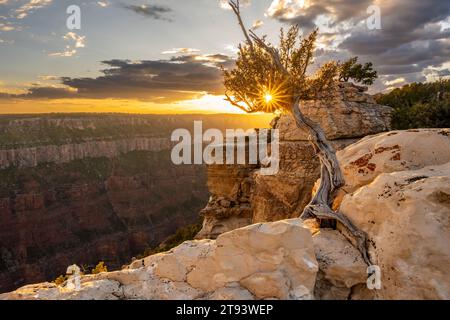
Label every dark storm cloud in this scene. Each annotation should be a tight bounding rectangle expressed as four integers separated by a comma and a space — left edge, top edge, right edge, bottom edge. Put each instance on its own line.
339, 0, 450, 56
0, 87, 76, 100
121, 3, 173, 21
0, 54, 234, 102
18, 87, 77, 99
267, 0, 450, 89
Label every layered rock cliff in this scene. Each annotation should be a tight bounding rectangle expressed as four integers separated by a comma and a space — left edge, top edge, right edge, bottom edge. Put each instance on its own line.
197, 83, 393, 238
3, 128, 448, 300
0, 113, 271, 293
2, 92, 449, 300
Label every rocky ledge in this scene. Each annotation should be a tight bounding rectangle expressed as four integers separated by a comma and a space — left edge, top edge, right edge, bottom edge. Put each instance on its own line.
3, 128, 448, 300
197, 82, 393, 239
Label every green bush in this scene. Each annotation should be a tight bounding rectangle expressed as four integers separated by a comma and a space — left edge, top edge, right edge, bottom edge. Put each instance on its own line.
91, 261, 108, 274
376, 79, 450, 129
53, 274, 68, 286
339, 57, 378, 85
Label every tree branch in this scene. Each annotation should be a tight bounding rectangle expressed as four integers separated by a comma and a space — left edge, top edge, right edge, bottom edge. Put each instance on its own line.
228, 0, 254, 51
249, 30, 288, 76
224, 93, 258, 113
291, 98, 371, 265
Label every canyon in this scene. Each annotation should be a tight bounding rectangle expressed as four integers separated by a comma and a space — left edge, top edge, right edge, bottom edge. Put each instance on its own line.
1, 83, 449, 300
0, 113, 271, 293
197, 82, 393, 238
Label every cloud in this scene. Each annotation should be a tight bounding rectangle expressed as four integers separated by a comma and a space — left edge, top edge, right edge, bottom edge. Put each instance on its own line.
0, 22, 15, 31
265, 0, 450, 91
252, 19, 263, 30
162, 48, 200, 55
38, 75, 60, 81
50, 32, 85, 57
122, 3, 172, 21
15, 0, 52, 19
383, 77, 406, 86
266, 0, 372, 30
97, 1, 109, 7
1, 53, 234, 102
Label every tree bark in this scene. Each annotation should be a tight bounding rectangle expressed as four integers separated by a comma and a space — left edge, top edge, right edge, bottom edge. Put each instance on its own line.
290, 98, 371, 265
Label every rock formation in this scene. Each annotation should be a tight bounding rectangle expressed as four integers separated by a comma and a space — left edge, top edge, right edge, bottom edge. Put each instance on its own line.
1, 219, 319, 300
0, 137, 171, 169
337, 129, 450, 299
0, 114, 271, 293
2, 128, 449, 300
198, 83, 393, 238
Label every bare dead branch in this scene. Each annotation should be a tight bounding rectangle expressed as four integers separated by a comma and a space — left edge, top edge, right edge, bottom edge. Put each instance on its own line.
228, 0, 254, 51
224, 94, 258, 113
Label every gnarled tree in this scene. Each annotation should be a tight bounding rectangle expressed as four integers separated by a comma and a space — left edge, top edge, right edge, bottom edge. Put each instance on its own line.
223, 0, 371, 264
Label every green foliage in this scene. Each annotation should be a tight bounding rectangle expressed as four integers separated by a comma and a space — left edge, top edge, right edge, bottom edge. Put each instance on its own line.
223, 25, 340, 113
53, 274, 68, 286
91, 261, 108, 274
339, 57, 378, 85
376, 80, 450, 129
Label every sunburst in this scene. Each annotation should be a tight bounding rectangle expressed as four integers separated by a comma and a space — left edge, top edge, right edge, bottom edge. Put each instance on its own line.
257, 78, 291, 112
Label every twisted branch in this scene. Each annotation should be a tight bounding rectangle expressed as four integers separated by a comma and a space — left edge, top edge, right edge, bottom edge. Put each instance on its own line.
227, 0, 372, 265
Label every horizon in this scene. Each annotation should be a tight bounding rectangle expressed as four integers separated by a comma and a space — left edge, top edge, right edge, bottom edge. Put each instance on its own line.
0, 0, 449, 114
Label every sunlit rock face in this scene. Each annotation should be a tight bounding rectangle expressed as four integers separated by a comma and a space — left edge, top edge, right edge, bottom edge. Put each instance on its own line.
336, 129, 450, 300
197, 82, 392, 238
1, 219, 319, 300
2, 128, 449, 300
335, 129, 450, 205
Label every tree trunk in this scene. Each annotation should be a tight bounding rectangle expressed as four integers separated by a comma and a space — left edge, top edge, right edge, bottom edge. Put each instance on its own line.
290, 98, 371, 265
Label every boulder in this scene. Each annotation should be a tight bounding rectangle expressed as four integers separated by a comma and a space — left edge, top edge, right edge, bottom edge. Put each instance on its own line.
274, 83, 392, 141
339, 163, 450, 299
1, 218, 318, 300
338, 129, 450, 194
311, 229, 368, 300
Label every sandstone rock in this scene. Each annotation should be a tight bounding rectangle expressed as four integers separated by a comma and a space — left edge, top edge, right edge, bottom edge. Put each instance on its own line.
0, 137, 172, 169
0, 279, 123, 300
196, 163, 257, 239
188, 219, 318, 298
197, 83, 392, 239
273, 83, 392, 141
337, 129, 450, 195
240, 271, 290, 299
1, 218, 318, 300
339, 163, 450, 299
207, 285, 254, 300
312, 229, 368, 300
251, 139, 358, 223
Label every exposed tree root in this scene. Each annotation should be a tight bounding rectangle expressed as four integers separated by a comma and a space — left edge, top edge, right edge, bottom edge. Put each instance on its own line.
291, 100, 372, 265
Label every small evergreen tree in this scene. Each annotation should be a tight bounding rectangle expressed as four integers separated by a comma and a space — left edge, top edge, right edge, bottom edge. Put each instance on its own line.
223, 0, 370, 263
339, 57, 378, 85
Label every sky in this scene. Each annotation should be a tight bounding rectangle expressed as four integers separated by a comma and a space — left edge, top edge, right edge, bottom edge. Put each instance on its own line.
0, 0, 449, 114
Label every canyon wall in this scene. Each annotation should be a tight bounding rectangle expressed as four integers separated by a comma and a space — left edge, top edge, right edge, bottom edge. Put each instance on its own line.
3, 128, 449, 300
0, 113, 271, 293
198, 83, 393, 238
